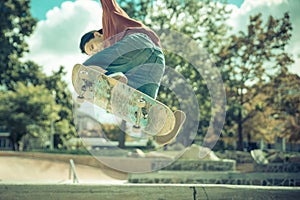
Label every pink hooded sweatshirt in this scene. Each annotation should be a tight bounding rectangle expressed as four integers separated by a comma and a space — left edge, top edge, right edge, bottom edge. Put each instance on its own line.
100, 0, 161, 48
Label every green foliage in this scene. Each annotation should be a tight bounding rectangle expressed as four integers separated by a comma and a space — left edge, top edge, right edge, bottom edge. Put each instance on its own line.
44, 66, 77, 143
148, 0, 230, 54
144, 0, 230, 145
0, 0, 37, 89
29, 148, 90, 155
101, 123, 123, 141
218, 13, 294, 150
0, 0, 76, 150
120, 0, 297, 150
118, 0, 152, 21
267, 72, 300, 142
0, 83, 58, 150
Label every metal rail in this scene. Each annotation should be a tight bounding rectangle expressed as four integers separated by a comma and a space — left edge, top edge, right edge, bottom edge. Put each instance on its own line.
69, 159, 79, 183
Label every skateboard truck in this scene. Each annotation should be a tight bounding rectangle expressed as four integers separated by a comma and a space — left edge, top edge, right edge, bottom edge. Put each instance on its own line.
77, 85, 87, 103
76, 70, 94, 102
132, 98, 147, 132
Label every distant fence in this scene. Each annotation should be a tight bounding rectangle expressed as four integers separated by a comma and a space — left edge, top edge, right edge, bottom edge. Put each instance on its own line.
254, 163, 300, 173
129, 171, 300, 186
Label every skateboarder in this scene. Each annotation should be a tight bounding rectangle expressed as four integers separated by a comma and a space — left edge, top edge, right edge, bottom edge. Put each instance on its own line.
79, 0, 165, 99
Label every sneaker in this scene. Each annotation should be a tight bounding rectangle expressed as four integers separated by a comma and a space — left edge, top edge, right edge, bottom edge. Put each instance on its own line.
108, 72, 128, 84
88, 65, 128, 84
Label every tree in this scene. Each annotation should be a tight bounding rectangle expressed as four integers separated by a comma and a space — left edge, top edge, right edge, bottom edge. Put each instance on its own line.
0, 0, 76, 150
217, 13, 294, 150
153, 0, 230, 146
243, 91, 283, 145
0, 0, 37, 90
43, 66, 77, 148
121, 0, 230, 146
242, 72, 300, 147
268, 72, 300, 143
0, 83, 59, 150
118, 0, 152, 21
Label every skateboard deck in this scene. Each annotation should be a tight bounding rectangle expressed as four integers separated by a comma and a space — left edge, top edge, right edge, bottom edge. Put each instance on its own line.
72, 64, 185, 144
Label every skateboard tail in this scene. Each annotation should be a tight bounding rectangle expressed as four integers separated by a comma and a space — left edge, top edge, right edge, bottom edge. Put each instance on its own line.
142, 103, 175, 136
154, 110, 186, 145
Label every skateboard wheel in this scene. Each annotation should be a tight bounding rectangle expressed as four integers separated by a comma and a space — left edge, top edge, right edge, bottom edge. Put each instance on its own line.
79, 70, 88, 79
132, 125, 141, 133
77, 96, 85, 103
137, 98, 146, 107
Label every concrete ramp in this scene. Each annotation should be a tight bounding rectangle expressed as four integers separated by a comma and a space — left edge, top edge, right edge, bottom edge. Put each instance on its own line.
0, 157, 125, 184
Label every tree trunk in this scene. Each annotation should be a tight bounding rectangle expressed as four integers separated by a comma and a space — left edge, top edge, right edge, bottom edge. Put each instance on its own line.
237, 108, 244, 151
10, 133, 19, 151
118, 120, 126, 148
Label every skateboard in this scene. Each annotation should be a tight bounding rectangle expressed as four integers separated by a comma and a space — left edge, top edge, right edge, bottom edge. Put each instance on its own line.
72, 64, 186, 145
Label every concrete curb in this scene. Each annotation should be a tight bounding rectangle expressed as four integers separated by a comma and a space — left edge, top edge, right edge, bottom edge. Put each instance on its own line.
0, 183, 299, 200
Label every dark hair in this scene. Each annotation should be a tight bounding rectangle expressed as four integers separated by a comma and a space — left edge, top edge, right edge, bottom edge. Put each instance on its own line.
79, 29, 103, 54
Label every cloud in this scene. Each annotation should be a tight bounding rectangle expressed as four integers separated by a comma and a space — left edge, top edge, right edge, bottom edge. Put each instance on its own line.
24, 0, 102, 87
227, 0, 300, 75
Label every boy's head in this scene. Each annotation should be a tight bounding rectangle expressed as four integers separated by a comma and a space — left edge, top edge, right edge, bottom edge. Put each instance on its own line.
80, 29, 103, 55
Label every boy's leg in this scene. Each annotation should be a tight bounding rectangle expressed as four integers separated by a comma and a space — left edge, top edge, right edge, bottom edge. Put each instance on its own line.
137, 83, 160, 99
123, 48, 165, 99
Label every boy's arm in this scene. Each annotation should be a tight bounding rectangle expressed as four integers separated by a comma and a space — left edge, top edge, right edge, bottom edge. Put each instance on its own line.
99, 0, 116, 11
99, 0, 143, 42
99, 0, 129, 16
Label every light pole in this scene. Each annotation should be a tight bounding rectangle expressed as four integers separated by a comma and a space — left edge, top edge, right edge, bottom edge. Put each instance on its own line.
50, 90, 56, 150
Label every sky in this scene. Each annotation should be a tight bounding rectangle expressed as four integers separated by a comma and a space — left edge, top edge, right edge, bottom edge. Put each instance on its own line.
30, 0, 76, 20
30, 0, 244, 20
25, 0, 300, 89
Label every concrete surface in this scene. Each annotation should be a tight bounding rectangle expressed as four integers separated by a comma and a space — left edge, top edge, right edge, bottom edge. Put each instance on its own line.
1, 153, 300, 199
0, 183, 299, 200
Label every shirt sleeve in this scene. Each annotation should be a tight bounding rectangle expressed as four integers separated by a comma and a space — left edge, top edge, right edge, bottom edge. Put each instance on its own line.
99, 0, 161, 48
99, 0, 144, 40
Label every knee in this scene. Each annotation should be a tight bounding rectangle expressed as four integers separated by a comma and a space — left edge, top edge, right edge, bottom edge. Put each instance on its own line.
137, 83, 159, 99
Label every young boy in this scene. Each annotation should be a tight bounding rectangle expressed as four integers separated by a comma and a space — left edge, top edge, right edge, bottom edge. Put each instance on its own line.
79, 0, 165, 99
77, 0, 186, 145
